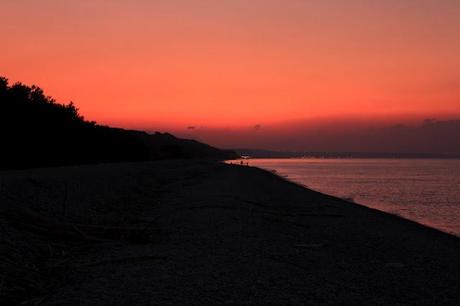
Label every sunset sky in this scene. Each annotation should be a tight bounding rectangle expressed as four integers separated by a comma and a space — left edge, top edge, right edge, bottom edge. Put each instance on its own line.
2, 0, 460, 139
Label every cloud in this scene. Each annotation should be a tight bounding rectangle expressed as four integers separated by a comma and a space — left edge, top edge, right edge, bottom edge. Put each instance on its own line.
174, 117, 460, 156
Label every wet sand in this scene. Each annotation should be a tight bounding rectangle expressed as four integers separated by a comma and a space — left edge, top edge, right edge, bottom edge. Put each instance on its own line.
1, 160, 459, 305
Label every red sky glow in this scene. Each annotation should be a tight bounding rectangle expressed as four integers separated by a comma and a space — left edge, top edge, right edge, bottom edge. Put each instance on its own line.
2, 0, 460, 149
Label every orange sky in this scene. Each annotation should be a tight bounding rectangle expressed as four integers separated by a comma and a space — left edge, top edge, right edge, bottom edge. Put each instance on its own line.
2, 0, 460, 130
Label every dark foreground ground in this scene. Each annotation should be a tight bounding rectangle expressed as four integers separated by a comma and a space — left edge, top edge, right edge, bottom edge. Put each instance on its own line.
1, 161, 459, 305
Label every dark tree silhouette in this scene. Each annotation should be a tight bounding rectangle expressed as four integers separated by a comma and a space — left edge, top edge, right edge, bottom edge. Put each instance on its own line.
0, 77, 237, 169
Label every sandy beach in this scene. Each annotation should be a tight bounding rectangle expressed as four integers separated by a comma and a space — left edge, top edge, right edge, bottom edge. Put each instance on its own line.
1, 160, 459, 305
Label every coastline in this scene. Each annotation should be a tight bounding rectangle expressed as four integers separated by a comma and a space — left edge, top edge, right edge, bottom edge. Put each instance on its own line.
1, 160, 459, 304
255, 164, 460, 238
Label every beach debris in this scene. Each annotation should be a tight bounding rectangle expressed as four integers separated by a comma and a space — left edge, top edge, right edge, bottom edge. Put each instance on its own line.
50, 255, 168, 270
298, 213, 344, 218
385, 262, 405, 269
341, 196, 355, 203
294, 243, 324, 249
0, 204, 164, 304
3, 207, 161, 244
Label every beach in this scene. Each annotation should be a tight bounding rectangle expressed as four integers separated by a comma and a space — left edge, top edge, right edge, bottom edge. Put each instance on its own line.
1, 160, 459, 305
242, 158, 460, 237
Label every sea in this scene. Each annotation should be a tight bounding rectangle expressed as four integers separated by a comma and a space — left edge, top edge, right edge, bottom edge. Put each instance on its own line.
245, 158, 460, 236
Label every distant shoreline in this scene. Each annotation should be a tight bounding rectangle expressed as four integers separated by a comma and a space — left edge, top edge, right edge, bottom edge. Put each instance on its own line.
241, 156, 460, 159
232, 149, 460, 159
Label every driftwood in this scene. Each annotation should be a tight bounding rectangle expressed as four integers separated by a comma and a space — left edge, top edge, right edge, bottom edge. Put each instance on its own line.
50, 255, 168, 271
3, 208, 159, 244
294, 243, 324, 248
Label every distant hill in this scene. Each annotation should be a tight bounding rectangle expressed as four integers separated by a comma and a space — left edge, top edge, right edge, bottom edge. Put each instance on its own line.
0, 77, 237, 169
235, 149, 454, 159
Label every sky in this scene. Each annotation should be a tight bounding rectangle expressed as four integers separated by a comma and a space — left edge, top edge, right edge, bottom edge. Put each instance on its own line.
2, 0, 460, 151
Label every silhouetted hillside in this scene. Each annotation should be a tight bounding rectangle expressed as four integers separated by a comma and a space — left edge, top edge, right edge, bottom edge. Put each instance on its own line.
0, 77, 237, 169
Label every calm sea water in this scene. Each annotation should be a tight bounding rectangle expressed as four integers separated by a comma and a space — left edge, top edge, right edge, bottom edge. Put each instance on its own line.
246, 158, 460, 236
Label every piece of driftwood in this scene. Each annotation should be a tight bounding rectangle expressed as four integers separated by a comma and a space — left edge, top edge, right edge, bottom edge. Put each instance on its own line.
294, 243, 324, 248
77, 255, 168, 268
297, 213, 343, 218
3, 208, 159, 244
47, 255, 168, 272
